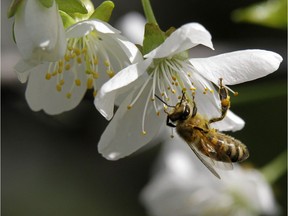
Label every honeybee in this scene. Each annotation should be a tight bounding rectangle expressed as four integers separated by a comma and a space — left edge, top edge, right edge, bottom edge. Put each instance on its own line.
156, 78, 249, 179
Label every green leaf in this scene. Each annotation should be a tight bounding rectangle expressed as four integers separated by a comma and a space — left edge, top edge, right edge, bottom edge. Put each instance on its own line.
231, 0, 287, 29
142, 23, 166, 55
59, 11, 76, 29
56, 0, 88, 15
89, 1, 114, 22
7, 0, 23, 18
39, 0, 54, 8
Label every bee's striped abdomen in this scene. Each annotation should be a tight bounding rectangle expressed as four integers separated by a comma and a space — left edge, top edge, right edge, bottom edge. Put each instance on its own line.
207, 132, 249, 163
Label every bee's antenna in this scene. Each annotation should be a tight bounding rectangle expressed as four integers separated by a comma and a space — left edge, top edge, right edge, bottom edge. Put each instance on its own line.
154, 94, 175, 107
179, 90, 186, 104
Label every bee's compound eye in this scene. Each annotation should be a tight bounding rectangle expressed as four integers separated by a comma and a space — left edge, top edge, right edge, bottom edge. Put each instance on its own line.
182, 105, 190, 119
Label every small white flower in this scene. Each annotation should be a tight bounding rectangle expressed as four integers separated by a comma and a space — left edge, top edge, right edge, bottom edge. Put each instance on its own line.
140, 137, 280, 216
15, 19, 141, 114
14, 0, 66, 64
95, 22, 282, 160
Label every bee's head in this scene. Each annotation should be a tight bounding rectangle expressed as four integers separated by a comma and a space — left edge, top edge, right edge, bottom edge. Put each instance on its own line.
168, 100, 192, 122
155, 91, 197, 123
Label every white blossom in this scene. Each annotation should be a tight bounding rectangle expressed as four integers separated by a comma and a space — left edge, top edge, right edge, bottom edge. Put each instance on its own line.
95, 22, 282, 160
140, 136, 280, 216
15, 19, 142, 114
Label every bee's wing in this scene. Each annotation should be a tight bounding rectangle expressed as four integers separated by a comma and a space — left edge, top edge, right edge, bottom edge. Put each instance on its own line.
187, 142, 221, 179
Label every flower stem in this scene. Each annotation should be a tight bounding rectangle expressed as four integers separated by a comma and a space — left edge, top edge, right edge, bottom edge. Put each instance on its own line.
260, 150, 287, 184
141, 0, 157, 24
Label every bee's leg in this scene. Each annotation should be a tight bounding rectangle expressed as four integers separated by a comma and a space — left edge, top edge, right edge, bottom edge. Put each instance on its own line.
193, 126, 209, 133
166, 116, 176, 128
209, 78, 230, 124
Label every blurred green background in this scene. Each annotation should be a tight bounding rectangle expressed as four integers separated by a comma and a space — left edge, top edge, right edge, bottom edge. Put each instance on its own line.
2, 0, 287, 215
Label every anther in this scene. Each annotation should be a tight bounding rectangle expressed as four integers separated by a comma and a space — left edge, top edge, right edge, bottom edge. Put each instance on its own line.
87, 78, 93, 89
142, 131, 147, 135
64, 54, 70, 62
57, 68, 63, 74
74, 48, 81, 56
59, 79, 65, 86
106, 70, 115, 78
92, 71, 99, 79
66, 92, 72, 99
104, 60, 110, 67
65, 64, 71, 70
56, 84, 62, 92
75, 79, 81, 86
77, 57, 82, 64
45, 73, 52, 80
127, 105, 132, 110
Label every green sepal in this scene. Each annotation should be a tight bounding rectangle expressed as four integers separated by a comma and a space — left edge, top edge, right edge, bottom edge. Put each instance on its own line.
7, 0, 23, 18
56, 0, 88, 15
142, 23, 166, 56
89, 1, 115, 22
59, 11, 76, 29
39, 0, 54, 8
165, 26, 176, 37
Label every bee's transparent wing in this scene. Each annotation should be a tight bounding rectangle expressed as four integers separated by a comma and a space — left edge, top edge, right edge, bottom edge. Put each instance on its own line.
187, 142, 221, 179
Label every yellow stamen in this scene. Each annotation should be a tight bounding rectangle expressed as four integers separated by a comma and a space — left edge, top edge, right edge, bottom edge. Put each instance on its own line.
45, 73, 52, 80
59, 79, 65, 86
58, 60, 64, 67
142, 131, 147, 135
75, 79, 81, 86
74, 48, 81, 56
93, 90, 97, 97
77, 57, 82, 64
65, 64, 71, 70
127, 105, 132, 110
107, 70, 115, 78
56, 84, 62, 92
87, 78, 93, 89
92, 71, 99, 79
64, 54, 70, 62
104, 60, 110, 67
66, 92, 72, 99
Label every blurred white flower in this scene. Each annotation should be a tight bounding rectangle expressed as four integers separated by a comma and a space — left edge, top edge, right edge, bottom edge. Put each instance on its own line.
15, 19, 142, 114
14, 0, 66, 64
116, 11, 146, 45
141, 135, 280, 216
95, 22, 282, 160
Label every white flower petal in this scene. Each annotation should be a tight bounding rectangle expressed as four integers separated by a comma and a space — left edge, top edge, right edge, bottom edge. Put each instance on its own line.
25, 64, 87, 114
66, 19, 120, 38
112, 34, 143, 64
190, 49, 283, 85
14, 60, 34, 83
14, 0, 66, 63
98, 86, 165, 160
95, 59, 152, 120
145, 23, 214, 59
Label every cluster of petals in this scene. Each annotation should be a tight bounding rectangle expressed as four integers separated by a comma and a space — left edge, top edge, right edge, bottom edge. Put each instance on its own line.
95, 22, 282, 160
140, 137, 279, 216
15, 19, 141, 114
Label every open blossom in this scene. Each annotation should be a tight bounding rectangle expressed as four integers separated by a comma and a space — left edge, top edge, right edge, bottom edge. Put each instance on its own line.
14, 0, 66, 64
95, 22, 282, 160
15, 19, 141, 114
140, 137, 280, 216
